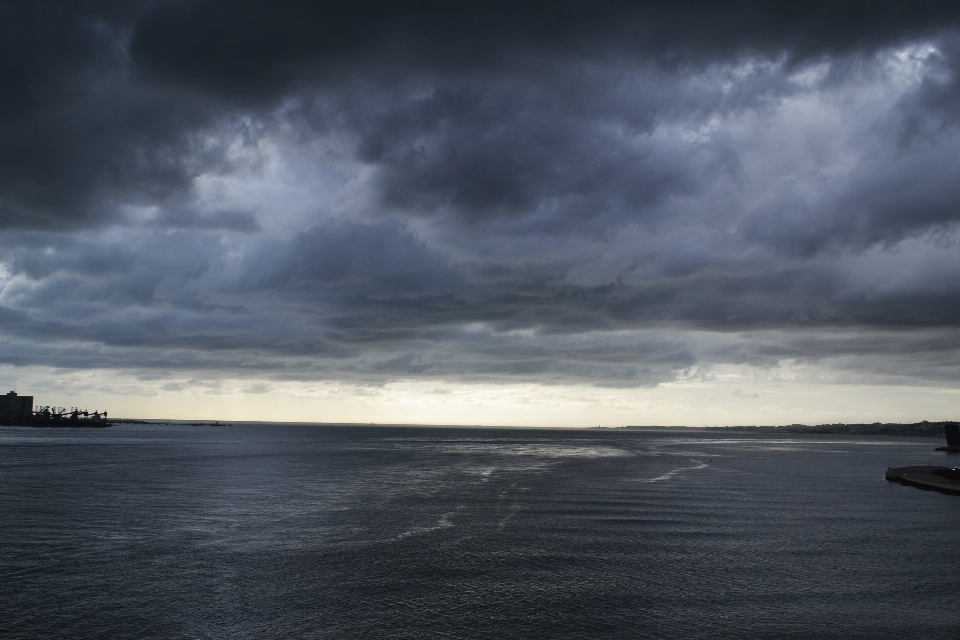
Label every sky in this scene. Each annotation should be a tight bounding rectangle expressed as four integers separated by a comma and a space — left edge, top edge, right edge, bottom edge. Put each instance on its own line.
2, 1, 960, 426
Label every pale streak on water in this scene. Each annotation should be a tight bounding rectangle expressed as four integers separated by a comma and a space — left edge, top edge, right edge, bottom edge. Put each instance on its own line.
2, 424, 959, 639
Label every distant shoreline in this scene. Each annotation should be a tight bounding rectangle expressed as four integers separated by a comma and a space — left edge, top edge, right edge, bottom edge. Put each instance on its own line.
58, 420, 957, 437
622, 421, 955, 438
7, 416, 952, 436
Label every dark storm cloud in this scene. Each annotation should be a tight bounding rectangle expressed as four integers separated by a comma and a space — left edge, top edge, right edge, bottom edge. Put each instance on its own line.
128, 0, 960, 97
3, 1, 960, 387
351, 79, 703, 226
0, 1, 267, 229
3, 1, 960, 228
127, 1, 960, 234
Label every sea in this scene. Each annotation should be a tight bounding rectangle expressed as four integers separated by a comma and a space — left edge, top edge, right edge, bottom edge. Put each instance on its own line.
1, 423, 959, 639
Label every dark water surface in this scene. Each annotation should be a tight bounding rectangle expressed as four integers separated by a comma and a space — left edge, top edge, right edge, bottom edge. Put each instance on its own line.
2, 424, 959, 639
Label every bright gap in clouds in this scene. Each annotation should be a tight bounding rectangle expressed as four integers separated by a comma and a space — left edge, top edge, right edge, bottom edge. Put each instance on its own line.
2, 361, 957, 427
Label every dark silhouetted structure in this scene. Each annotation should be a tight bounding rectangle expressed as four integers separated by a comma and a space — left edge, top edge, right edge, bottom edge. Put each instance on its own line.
936, 422, 960, 452
945, 423, 960, 446
0, 390, 111, 427
886, 465, 960, 496
0, 391, 34, 425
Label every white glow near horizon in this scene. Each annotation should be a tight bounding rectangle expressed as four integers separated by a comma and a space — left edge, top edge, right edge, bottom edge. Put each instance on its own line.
1, 364, 956, 427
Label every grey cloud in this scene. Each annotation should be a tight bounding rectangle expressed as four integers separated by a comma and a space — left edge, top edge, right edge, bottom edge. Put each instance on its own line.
238, 221, 464, 296
152, 208, 261, 232
2, 214, 960, 375
364, 81, 699, 226
3, 2, 960, 390
738, 129, 960, 255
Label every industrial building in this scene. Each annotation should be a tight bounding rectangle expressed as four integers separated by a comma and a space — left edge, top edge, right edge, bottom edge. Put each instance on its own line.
0, 391, 34, 425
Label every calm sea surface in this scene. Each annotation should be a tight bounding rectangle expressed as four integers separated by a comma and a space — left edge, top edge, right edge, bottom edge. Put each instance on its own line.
2, 424, 959, 639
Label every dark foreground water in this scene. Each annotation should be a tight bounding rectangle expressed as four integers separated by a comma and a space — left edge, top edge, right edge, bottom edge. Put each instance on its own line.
2, 424, 959, 639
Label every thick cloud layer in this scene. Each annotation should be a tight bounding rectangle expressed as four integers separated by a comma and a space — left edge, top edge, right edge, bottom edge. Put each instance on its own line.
2, 1, 960, 390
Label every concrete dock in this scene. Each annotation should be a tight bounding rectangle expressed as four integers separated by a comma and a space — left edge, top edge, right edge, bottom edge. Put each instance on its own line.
885, 466, 960, 496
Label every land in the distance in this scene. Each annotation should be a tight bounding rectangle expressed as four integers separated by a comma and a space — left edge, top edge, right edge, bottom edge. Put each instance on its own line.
623, 421, 955, 438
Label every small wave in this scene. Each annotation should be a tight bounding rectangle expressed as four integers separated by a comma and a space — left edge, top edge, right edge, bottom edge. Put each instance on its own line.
642, 459, 709, 483
397, 513, 455, 539
498, 503, 522, 530
442, 443, 633, 458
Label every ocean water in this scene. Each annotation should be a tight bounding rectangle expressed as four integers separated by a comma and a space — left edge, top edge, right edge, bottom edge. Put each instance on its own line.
1, 424, 958, 639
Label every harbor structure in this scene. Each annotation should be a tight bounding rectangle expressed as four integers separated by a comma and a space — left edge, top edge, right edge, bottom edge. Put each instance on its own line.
887, 422, 960, 496
0, 390, 110, 427
935, 422, 960, 452
885, 466, 960, 496
0, 391, 34, 425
